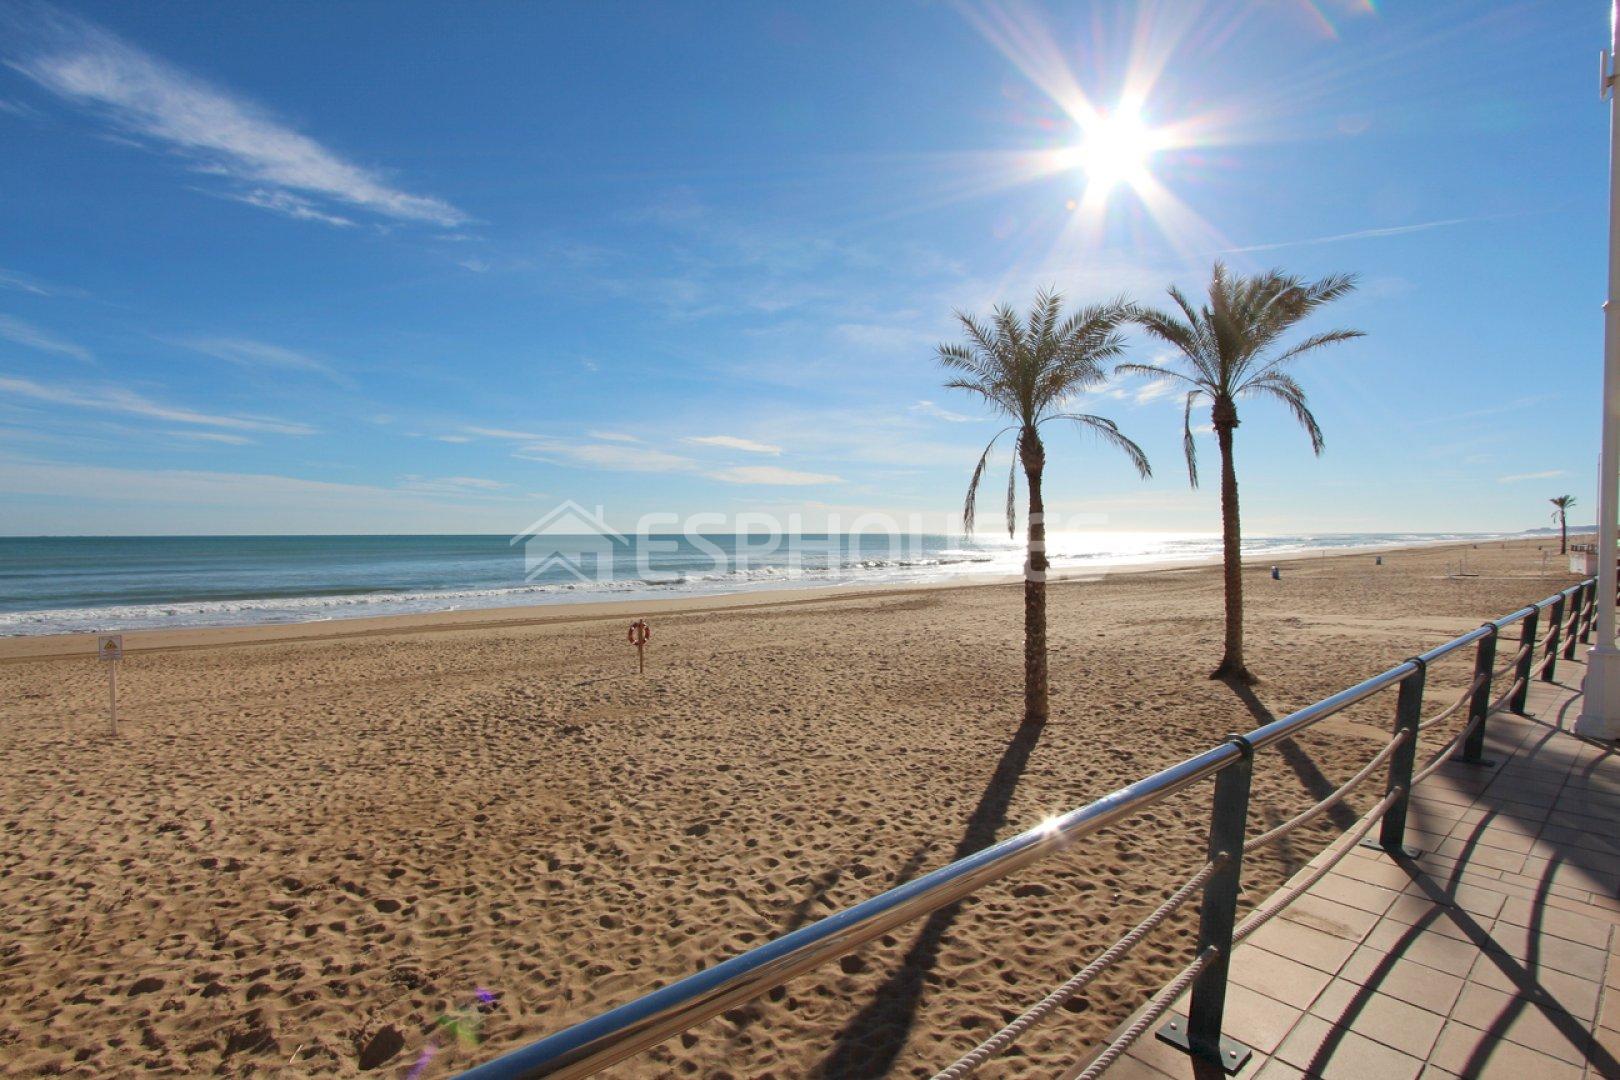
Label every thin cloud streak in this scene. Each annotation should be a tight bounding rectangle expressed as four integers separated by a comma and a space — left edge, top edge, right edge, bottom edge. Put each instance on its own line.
180, 337, 352, 386
1498, 469, 1565, 483
0, 374, 315, 434
683, 434, 782, 454
708, 465, 841, 485
1217, 216, 1491, 255
0, 314, 94, 363
6, 4, 466, 228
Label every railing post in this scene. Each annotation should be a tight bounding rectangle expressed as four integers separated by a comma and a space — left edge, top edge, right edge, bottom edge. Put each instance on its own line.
1511, 608, 1538, 714
1564, 586, 1585, 660
1542, 595, 1565, 682
1458, 624, 1497, 767
1378, 662, 1425, 856
1159, 735, 1254, 1074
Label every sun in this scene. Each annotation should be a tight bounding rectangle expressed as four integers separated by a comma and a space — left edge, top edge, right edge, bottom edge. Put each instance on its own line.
1071, 106, 1163, 195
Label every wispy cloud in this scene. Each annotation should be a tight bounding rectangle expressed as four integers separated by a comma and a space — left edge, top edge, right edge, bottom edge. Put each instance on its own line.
1219, 217, 1488, 255
0, 267, 54, 296
0, 314, 94, 363
7, 5, 466, 228
589, 430, 641, 443
0, 374, 314, 434
179, 336, 350, 386
165, 430, 253, 445
221, 188, 356, 228
683, 434, 782, 454
909, 400, 972, 423
397, 475, 515, 497
708, 465, 842, 486
1498, 469, 1566, 483
1132, 380, 1177, 405
517, 439, 694, 473
464, 425, 547, 441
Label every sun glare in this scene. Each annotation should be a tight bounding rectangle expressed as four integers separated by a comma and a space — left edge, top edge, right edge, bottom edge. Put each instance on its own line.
1072, 107, 1162, 194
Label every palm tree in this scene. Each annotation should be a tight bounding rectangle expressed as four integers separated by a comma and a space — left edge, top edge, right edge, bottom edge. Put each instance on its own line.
939, 290, 1150, 725
1550, 495, 1577, 554
1121, 261, 1362, 684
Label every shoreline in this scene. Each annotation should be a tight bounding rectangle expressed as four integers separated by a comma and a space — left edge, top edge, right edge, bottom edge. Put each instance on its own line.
0, 534, 1563, 662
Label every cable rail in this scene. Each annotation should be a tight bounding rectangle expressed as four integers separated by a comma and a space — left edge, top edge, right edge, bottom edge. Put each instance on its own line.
457, 576, 1597, 1080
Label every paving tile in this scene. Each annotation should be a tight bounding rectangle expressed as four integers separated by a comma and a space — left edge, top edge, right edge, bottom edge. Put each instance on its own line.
1252, 1062, 1305, 1080
1336, 944, 1466, 1014
1428, 1020, 1585, 1079
1278, 893, 1380, 941
1308, 874, 1402, 916
1227, 944, 1333, 1007
1330, 854, 1414, 891
1363, 920, 1483, 976
1403, 878, 1509, 920
1272, 1013, 1423, 1080
1245, 919, 1358, 975
1214, 982, 1305, 1055
1483, 921, 1609, 982
1465, 956, 1600, 1022
1306, 978, 1445, 1058
1496, 896, 1614, 945
1450, 982, 1592, 1065
1436, 837, 1527, 873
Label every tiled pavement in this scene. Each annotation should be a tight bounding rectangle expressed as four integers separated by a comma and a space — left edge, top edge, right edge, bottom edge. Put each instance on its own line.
1093, 653, 1620, 1080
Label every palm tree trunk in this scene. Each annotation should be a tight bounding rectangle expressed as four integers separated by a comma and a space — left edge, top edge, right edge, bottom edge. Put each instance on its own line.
1560, 514, 1568, 555
1211, 400, 1253, 683
1020, 429, 1048, 724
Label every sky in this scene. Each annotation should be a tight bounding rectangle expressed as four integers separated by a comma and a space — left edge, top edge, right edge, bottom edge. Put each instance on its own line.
0, 0, 1607, 537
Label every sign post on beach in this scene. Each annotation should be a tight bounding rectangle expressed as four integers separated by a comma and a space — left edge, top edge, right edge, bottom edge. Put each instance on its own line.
627, 619, 650, 673
97, 634, 123, 735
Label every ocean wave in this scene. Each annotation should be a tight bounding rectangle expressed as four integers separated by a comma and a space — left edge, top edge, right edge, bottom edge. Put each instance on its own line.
0, 530, 1534, 636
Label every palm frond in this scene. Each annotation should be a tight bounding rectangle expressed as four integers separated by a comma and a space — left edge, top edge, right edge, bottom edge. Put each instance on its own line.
961, 427, 1012, 535
1183, 390, 1203, 488
1005, 451, 1018, 539
1115, 362, 1201, 388
1245, 374, 1324, 455
1245, 328, 1365, 384
1042, 413, 1152, 478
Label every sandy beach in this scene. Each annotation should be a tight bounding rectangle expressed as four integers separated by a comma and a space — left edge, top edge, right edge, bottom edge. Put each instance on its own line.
0, 537, 1586, 1078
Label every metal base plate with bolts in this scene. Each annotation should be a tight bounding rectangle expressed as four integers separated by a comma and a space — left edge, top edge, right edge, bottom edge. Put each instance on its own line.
1156, 1013, 1253, 1074
1358, 838, 1420, 858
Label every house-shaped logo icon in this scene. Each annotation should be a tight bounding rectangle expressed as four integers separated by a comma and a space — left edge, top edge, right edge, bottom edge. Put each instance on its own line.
511, 501, 627, 584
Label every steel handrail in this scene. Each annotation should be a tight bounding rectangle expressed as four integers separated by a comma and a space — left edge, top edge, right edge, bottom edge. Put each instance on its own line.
459, 577, 1595, 1080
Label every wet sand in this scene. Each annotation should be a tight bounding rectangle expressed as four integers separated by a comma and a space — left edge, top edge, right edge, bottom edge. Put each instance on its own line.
0, 537, 1586, 1077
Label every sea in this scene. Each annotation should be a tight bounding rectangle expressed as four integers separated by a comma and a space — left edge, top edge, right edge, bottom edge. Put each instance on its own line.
0, 531, 1527, 637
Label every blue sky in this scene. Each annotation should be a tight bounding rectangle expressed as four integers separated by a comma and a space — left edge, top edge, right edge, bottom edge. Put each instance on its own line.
0, 0, 1604, 536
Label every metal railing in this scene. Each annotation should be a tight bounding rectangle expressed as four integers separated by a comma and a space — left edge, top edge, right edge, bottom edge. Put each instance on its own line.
459, 576, 1597, 1080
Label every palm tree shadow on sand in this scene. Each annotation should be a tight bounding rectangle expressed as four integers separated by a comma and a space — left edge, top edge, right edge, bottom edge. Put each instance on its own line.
1223, 679, 1361, 852
816, 719, 1047, 1079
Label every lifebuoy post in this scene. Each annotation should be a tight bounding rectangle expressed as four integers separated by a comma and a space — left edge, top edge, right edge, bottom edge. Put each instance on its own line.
628, 619, 651, 673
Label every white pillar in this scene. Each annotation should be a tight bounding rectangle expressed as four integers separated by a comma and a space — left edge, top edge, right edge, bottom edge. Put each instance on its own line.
1578, 11, 1620, 740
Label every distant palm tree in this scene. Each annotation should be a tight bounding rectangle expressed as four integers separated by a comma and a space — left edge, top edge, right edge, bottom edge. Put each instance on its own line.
1550, 495, 1577, 554
939, 290, 1150, 724
1121, 261, 1362, 684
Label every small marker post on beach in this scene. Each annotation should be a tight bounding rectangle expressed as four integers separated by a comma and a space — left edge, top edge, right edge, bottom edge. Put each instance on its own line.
97, 634, 123, 735
627, 619, 650, 673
